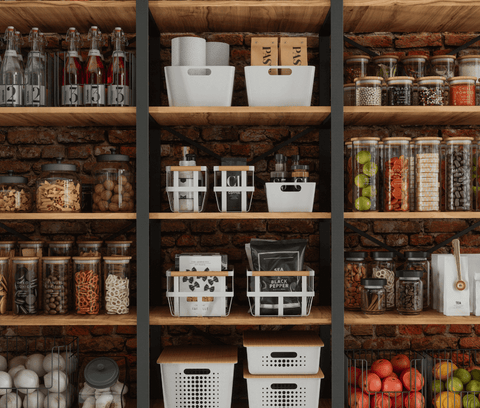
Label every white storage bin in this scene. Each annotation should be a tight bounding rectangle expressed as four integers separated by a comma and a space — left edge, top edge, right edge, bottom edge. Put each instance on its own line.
165, 66, 235, 106
166, 165, 207, 212
245, 65, 315, 107
244, 330, 324, 375
214, 166, 254, 212
158, 345, 237, 408
166, 269, 234, 317
244, 364, 324, 408
265, 182, 315, 212
247, 267, 315, 317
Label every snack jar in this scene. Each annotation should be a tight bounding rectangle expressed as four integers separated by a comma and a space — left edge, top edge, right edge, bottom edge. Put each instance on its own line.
77, 241, 103, 257
429, 55, 456, 79
409, 141, 415, 211
447, 76, 476, 106
36, 159, 81, 212
372, 55, 399, 80
445, 137, 473, 211
441, 140, 447, 211
0, 257, 9, 314
378, 141, 384, 211
43, 257, 70, 315
383, 137, 411, 212
73, 256, 101, 315
396, 270, 423, 315
345, 141, 353, 211
404, 251, 431, 309
105, 241, 132, 257
344, 84, 356, 106
344, 55, 371, 83
414, 137, 442, 212
371, 251, 396, 310
344, 252, 367, 310
0, 171, 33, 212
352, 137, 380, 211
386, 76, 414, 106
48, 241, 74, 256
400, 55, 427, 79
355, 76, 382, 106
458, 55, 480, 78
361, 278, 387, 315
417, 76, 446, 106
12, 257, 39, 315
103, 256, 131, 315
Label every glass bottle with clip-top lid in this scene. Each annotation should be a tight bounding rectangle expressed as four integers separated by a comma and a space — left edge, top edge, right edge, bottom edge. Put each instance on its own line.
25, 28, 46, 107
84, 26, 105, 106
271, 154, 288, 182
62, 27, 84, 106
108, 27, 130, 106
0, 26, 24, 107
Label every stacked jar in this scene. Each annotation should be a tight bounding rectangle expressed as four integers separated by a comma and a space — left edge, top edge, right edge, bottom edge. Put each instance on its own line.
361, 278, 387, 315
43, 257, 70, 315
414, 137, 442, 212
404, 251, 431, 310
104, 256, 131, 314
0, 171, 33, 213
372, 55, 399, 81
344, 55, 370, 83
409, 141, 415, 211
12, 257, 39, 314
105, 241, 132, 257
18, 241, 44, 311
352, 137, 380, 211
400, 55, 427, 79
0, 258, 9, 314
344, 252, 367, 310
386, 77, 413, 106
383, 137, 411, 212
445, 137, 473, 211
0, 241, 15, 312
345, 142, 353, 211
448, 76, 476, 106
344, 84, 355, 106
371, 251, 396, 310
378, 141, 384, 211
396, 270, 423, 315
77, 241, 102, 257
458, 55, 480, 78
355, 77, 383, 106
429, 55, 456, 79
73, 256, 101, 315
417, 77, 446, 106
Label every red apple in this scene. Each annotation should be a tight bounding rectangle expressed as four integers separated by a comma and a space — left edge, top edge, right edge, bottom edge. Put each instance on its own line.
349, 391, 370, 408
400, 368, 424, 391
358, 372, 382, 395
371, 359, 394, 379
404, 392, 425, 408
391, 354, 411, 374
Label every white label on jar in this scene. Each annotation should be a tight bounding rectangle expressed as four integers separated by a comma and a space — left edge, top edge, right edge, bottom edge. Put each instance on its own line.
26, 85, 46, 106
62, 85, 83, 106
5, 85, 22, 106
108, 85, 129, 106
84, 84, 105, 106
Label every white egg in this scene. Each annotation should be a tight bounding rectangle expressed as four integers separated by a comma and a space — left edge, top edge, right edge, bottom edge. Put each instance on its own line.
24, 391, 45, 408
8, 366, 25, 379
110, 395, 126, 408
110, 382, 127, 396
79, 384, 95, 401
95, 393, 113, 408
42, 393, 65, 408
0, 392, 22, 408
82, 396, 95, 408
14, 370, 39, 394
42, 355, 65, 374
59, 353, 77, 376
0, 357, 7, 372
25, 355, 46, 378
8, 357, 27, 370
43, 371, 67, 393
0, 372, 12, 395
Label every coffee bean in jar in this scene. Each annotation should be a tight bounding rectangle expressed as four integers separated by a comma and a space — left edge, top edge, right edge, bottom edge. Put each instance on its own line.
344, 252, 367, 310
396, 270, 423, 315
42, 257, 70, 315
445, 137, 473, 211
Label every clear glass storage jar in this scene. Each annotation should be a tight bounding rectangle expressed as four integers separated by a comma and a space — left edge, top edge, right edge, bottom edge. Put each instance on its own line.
448, 76, 476, 106
12, 257, 39, 315
344, 55, 371, 83
361, 278, 387, 315
73, 256, 101, 315
105, 241, 132, 257
0, 257, 9, 314
352, 137, 380, 211
344, 84, 356, 106
43, 257, 70, 315
477, 82, 480, 106
372, 55, 399, 80
355, 77, 382, 106
396, 270, 423, 315
383, 137, 411, 212
48, 241, 74, 256
412, 83, 419, 105
400, 55, 427, 79
445, 137, 473, 211
345, 141, 353, 211
93, 149, 135, 212
0, 171, 33, 212
404, 251, 431, 309
387, 76, 413, 106
371, 251, 396, 310
429, 55, 456, 79
77, 241, 102, 257
414, 137, 442, 212
409, 141, 415, 211
104, 256, 131, 315
458, 55, 480, 78
36, 159, 81, 212
0, 242, 15, 311
417, 76, 446, 106
344, 252, 367, 310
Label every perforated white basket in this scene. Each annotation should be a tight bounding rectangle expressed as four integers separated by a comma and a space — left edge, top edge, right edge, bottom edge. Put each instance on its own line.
265, 182, 316, 212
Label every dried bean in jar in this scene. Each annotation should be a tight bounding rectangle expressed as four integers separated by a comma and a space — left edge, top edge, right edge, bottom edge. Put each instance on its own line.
446, 148, 472, 211
418, 86, 444, 106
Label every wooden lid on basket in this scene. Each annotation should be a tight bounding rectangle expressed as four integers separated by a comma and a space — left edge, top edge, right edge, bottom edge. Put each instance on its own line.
243, 362, 324, 379
157, 345, 238, 364
243, 331, 324, 348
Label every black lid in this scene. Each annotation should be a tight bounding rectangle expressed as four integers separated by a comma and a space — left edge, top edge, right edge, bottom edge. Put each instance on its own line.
396, 270, 423, 279
0, 171, 27, 184
292, 155, 300, 161
84, 357, 120, 389
97, 148, 129, 163
41, 158, 77, 172
404, 251, 428, 259
361, 278, 387, 287
295, 165, 309, 171
345, 251, 366, 259
186, 154, 196, 161
372, 251, 395, 260
275, 154, 285, 162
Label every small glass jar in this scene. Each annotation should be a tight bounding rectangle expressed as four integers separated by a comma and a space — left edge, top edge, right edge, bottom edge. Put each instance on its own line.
43, 257, 70, 315
381, 84, 387, 106
73, 256, 101, 315
371, 251, 396, 310
104, 256, 131, 315
404, 251, 431, 309
476, 83, 480, 106
48, 241, 74, 256
0, 241, 15, 258
344, 55, 371, 83
81, 184, 94, 213
0, 257, 9, 314
383, 137, 411, 212
361, 278, 387, 315
400, 55, 427, 79
429, 55, 456, 79
0, 171, 33, 212
352, 137, 380, 211
77, 241, 102, 257
355, 77, 383, 106
409, 141, 415, 211
387, 77, 413, 106
344, 83, 356, 106
344, 252, 367, 310
445, 137, 473, 211
448, 76, 476, 106
458, 55, 480, 79
345, 142, 353, 211
18, 241, 44, 258
105, 241, 132, 257
12, 257, 39, 315
372, 55, 399, 80
292, 165, 309, 182
414, 137, 442, 212
417, 76, 446, 106
396, 270, 423, 315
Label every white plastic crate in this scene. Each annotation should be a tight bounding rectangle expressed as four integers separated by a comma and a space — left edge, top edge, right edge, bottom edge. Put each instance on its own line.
243, 331, 324, 375
158, 346, 237, 408
265, 182, 315, 212
245, 65, 315, 107
165, 66, 235, 106
166, 166, 207, 212
166, 269, 234, 317
244, 364, 324, 408
213, 166, 254, 212
247, 267, 315, 317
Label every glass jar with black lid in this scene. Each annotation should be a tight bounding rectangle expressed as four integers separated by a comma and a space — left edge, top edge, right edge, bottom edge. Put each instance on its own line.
396, 270, 423, 315
0, 171, 33, 213
404, 251, 430, 309
344, 252, 367, 310
361, 278, 387, 315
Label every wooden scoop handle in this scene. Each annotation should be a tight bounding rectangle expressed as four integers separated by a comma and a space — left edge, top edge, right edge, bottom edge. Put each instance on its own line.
452, 239, 467, 291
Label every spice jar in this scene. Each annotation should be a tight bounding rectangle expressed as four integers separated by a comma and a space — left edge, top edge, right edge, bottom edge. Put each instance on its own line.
344, 55, 371, 83
383, 137, 411, 212
414, 137, 442, 212
429, 55, 456, 79
386, 77, 413, 106
0, 258, 9, 314
43, 257, 70, 315
404, 251, 431, 309
12, 257, 39, 315
48, 241, 74, 256
73, 256, 101, 315
355, 77, 382, 106
445, 137, 473, 211
361, 278, 387, 315
417, 77, 446, 106
352, 137, 380, 211
441, 140, 447, 211
458, 55, 480, 78
396, 270, 423, 315
105, 241, 132, 257
344, 84, 356, 106
344, 252, 367, 310
371, 251, 396, 310
400, 55, 427, 79
104, 256, 131, 315
93, 149, 135, 212
0, 171, 33, 212
372, 55, 399, 80
292, 165, 309, 182
345, 141, 353, 211
77, 241, 102, 257
447, 76, 476, 106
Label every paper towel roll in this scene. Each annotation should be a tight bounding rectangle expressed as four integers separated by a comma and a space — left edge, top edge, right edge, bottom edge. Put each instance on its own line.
171, 36, 206, 66
206, 42, 230, 66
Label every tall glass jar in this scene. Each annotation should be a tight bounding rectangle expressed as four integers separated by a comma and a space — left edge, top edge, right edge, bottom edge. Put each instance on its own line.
104, 256, 131, 315
73, 256, 101, 315
429, 55, 456, 79
36, 159, 81, 212
396, 270, 423, 315
458, 55, 480, 78
371, 251, 396, 310
383, 137, 411, 212
12, 257, 39, 315
344, 84, 356, 106
0, 257, 9, 314
400, 55, 427, 79
378, 141, 384, 211
355, 77, 382, 106
344, 252, 367, 310
18, 241, 44, 308
417, 77, 446, 106
0, 171, 33, 212
409, 141, 415, 211
404, 251, 430, 309
352, 137, 380, 211
77, 241, 102, 257
387, 77, 413, 106
361, 278, 386, 315
372, 55, 399, 80
48, 241, 74, 256
0, 242, 15, 312
477, 83, 480, 106
477, 139, 480, 211
414, 137, 442, 212
448, 76, 476, 106
345, 141, 353, 211
43, 257, 70, 315
445, 137, 473, 211
344, 55, 371, 83
105, 241, 132, 257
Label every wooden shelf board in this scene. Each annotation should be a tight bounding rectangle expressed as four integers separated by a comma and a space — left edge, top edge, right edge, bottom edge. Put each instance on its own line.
150, 107, 331, 126
345, 212, 480, 219
150, 306, 331, 326
151, 400, 331, 408
0, 213, 136, 220
0, 107, 136, 127
344, 0, 480, 33
149, 1, 330, 33
0, 1, 136, 33
150, 212, 331, 220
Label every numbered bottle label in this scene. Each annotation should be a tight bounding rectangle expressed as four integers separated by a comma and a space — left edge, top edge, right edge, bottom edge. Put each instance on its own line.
0, 85, 5, 106
26, 85, 46, 107
62, 85, 83, 106
84, 84, 105, 106
108, 85, 130, 106
5, 85, 23, 106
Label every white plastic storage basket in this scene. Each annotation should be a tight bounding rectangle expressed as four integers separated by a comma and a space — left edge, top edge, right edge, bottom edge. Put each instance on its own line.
213, 166, 255, 212
166, 166, 207, 212
245, 66, 315, 107
166, 269, 234, 317
165, 66, 235, 106
244, 364, 324, 408
158, 346, 237, 408
247, 267, 315, 317
243, 331, 324, 375
265, 182, 315, 212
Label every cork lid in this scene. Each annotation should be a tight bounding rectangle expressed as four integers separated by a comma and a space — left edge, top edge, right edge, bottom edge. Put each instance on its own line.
243, 363, 324, 379
354, 76, 383, 83
353, 137, 381, 142
372, 55, 399, 61
72, 256, 102, 262
0, 241, 15, 245
413, 137, 443, 142
458, 55, 480, 60
387, 76, 415, 82
447, 76, 477, 82
12, 257, 39, 261
49, 241, 74, 245
105, 241, 133, 245
243, 331, 324, 348
103, 256, 132, 262
383, 137, 411, 143
0, 257, 9, 262
430, 55, 456, 61
345, 55, 371, 62
344, 83, 355, 88
417, 76, 446, 82
445, 137, 474, 142
77, 241, 103, 245
18, 241, 44, 245
157, 346, 238, 364
400, 55, 428, 61
42, 257, 71, 262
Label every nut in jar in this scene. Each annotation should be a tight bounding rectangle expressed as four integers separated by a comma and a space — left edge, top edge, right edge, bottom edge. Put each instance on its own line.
344, 252, 367, 310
